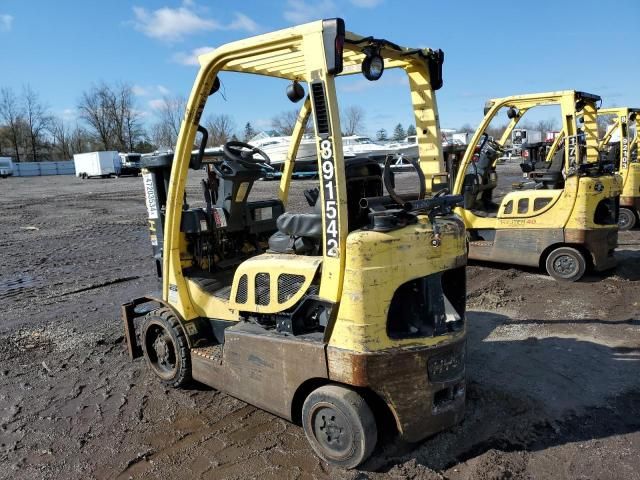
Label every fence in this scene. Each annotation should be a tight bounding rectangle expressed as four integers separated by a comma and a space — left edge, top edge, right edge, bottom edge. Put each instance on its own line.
13, 161, 75, 177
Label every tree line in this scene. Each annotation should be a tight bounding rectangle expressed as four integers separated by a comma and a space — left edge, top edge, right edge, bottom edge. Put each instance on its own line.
0, 82, 443, 162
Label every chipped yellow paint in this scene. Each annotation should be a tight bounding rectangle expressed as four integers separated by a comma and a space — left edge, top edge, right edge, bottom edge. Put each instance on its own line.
329, 216, 466, 352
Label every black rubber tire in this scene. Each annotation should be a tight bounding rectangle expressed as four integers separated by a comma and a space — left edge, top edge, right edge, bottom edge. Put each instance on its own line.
618, 208, 637, 231
545, 246, 587, 282
140, 308, 191, 387
302, 385, 377, 469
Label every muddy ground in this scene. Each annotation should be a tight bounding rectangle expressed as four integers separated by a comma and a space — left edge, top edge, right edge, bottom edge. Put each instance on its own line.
1, 166, 639, 480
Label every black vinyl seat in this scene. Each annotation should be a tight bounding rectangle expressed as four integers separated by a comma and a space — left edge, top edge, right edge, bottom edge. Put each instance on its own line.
268, 212, 322, 254
268, 157, 382, 255
528, 149, 565, 189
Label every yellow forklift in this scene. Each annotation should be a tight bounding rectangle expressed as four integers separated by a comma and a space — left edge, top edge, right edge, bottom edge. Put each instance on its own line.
526, 107, 638, 230
122, 19, 467, 468
598, 107, 639, 229
426, 91, 621, 281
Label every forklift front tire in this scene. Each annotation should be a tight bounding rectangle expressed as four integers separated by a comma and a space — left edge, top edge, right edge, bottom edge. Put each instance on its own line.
545, 246, 587, 282
141, 308, 191, 388
618, 208, 637, 231
302, 385, 377, 469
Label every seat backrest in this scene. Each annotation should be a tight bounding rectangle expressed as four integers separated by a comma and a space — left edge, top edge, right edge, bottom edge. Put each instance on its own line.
547, 149, 564, 173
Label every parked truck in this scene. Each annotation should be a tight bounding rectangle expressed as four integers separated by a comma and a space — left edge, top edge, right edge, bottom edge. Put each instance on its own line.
73, 151, 120, 179
118, 152, 142, 176
0, 157, 14, 178
512, 128, 542, 155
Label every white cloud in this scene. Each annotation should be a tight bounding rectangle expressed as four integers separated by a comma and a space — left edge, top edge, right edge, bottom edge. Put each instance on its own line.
283, 0, 336, 23
132, 85, 148, 96
350, 0, 383, 6
148, 99, 166, 110
131, 3, 260, 42
133, 85, 171, 96
0, 14, 13, 31
61, 108, 77, 121
172, 46, 215, 66
228, 12, 259, 33
132, 5, 217, 41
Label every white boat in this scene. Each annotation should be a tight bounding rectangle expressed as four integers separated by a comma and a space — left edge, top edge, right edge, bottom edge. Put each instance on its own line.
249, 131, 317, 171
384, 135, 419, 159
342, 135, 397, 158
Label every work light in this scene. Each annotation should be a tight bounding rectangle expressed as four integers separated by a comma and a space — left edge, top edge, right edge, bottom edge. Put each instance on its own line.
362, 48, 384, 81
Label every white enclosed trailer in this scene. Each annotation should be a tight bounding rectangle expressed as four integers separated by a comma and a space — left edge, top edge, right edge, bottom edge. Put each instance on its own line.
0, 157, 14, 178
73, 151, 120, 178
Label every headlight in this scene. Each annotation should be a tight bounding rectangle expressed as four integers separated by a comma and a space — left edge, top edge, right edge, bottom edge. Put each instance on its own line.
362, 51, 384, 81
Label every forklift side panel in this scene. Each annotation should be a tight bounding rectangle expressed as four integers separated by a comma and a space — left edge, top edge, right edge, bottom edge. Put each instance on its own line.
620, 195, 640, 211
326, 338, 466, 442
565, 229, 617, 271
191, 323, 328, 420
469, 228, 564, 266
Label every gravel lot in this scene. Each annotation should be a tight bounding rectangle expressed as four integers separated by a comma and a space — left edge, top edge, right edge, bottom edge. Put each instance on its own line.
1, 167, 639, 479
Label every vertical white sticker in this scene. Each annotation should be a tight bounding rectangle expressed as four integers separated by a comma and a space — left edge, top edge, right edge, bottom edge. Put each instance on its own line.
142, 172, 159, 220
168, 284, 178, 303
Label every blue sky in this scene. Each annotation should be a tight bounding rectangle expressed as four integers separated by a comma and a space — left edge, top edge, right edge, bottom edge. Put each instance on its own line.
1, 0, 639, 136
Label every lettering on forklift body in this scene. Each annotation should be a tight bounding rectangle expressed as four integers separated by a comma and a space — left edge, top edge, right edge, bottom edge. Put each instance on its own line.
142, 173, 159, 220
320, 138, 339, 257
568, 136, 577, 166
621, 134, 629, 171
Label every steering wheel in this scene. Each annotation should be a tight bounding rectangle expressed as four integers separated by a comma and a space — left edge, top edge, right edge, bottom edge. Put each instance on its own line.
383, 155, 426, 206
223, 141, 273, 170
479, 133, 504, 154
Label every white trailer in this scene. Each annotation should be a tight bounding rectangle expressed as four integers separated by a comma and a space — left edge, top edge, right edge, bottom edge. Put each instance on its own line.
73, 151, 121, 178
0, 157, 14, 178
512, 129, 542, 147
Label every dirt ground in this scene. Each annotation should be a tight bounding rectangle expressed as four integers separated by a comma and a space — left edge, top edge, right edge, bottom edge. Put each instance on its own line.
1, 167, 639, 480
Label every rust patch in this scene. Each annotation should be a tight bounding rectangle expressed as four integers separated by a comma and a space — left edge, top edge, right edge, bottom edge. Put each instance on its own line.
326, 338, 466, 442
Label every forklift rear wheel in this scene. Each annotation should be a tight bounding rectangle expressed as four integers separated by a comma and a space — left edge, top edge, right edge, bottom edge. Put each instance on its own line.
618, 208, 636, 231
141, 308, 191, 387
545, 246, 587, 282
302, 385, 377, 469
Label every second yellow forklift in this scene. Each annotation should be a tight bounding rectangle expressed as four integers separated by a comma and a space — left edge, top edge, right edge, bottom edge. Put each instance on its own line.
422, 91, 621, 281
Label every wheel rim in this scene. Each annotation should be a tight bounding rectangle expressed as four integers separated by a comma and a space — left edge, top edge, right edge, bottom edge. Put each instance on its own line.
144, 324, 177, 380
310, 404, 354, 460
619, 210, 633, 230
553, 254, 579, 278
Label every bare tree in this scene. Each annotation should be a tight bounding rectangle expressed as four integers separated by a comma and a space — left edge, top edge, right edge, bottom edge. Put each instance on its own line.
205, 114, 235, 146
22, 85, 52, 161
152, 95, 185, 149
486, 123, 508, 139
534, 118, 558, 140
78, 83, 144, 151
150, 122, 173, 150
70, 125, 92, 154
78, 84, 113, 149
271, 110, 299, 136
459, 123, 475, 134
49, 117, 72, 160
0, 87, 25, 161
342, 105, 365, 136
